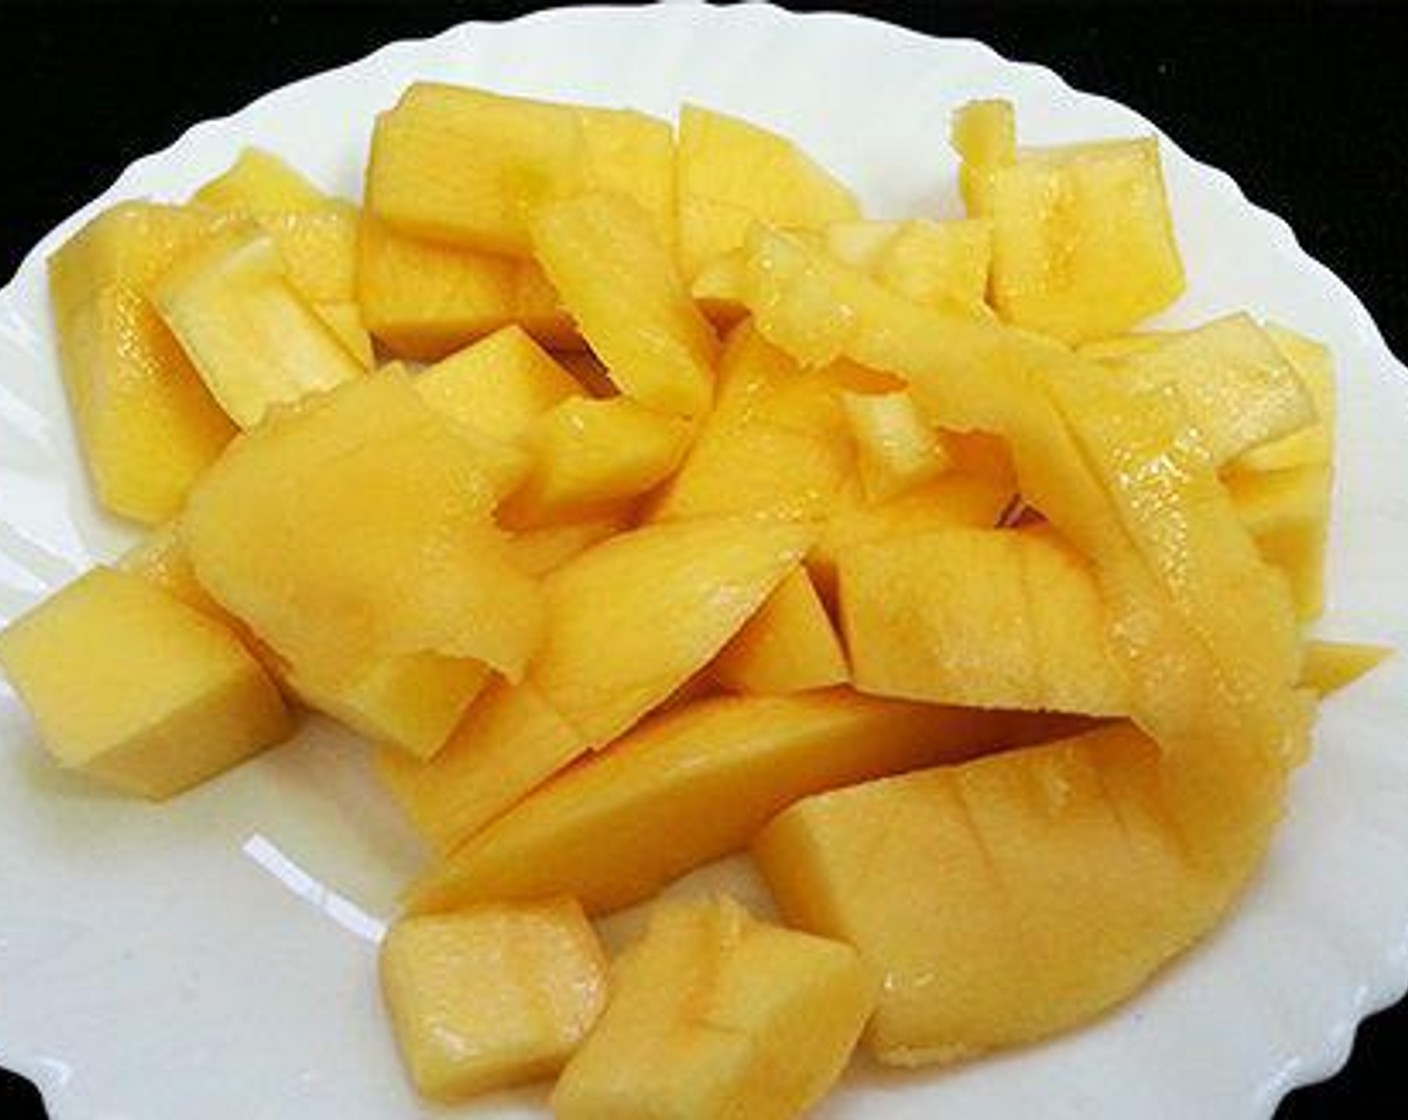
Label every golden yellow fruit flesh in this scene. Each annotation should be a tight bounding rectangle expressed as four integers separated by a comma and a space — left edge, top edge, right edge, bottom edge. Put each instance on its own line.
677, 104, 861, 279
1227, 463, 1331, 621
405, 688, 1072, 917
951, 99, 1015, 215
312, 301, 375, 367
712, 568, 848, 695
183, 371, 544, 684
414, 325, 582, 444
0, 567, 292, 799
380, 897, 608, 1102
253, 203, 360, 304
506, 512, 632, 578
502, 397, 693, 528
153, 226, 366, 427
1236, 324, 1335, 472
377, 515, 817, 851
47, 203, 237, 522
840, 525, 1128, 716
531, 191, 718, 417
552, 896, 874, 1120
842, 388, 953, 502
1300, 640, 1391, 696
191, 148, 326, 212
755, 724, 1213, 1066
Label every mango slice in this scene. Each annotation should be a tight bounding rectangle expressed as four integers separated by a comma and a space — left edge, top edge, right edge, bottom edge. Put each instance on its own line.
712, 568, 848, 695
192, 148, 326, 212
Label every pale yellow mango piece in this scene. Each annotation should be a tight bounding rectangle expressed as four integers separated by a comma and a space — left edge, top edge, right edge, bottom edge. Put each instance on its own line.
842, 388, 953, 502
192, 148, 326, 212
1300, 640, 1391, 696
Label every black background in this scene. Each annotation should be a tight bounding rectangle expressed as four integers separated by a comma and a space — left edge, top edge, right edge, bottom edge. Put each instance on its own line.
0, 2, 1404, 1116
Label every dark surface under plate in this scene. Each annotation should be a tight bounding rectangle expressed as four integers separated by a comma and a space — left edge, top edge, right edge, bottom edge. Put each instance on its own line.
0, 3, 1404, 1117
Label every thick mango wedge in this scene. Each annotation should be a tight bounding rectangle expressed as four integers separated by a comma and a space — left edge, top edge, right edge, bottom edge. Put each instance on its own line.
756, 724, 1215, 1065
713, 568, 848, 695
404, 688, 1069, 916
378, 514, 817, 850
47, 203, 237, 522
184, 371, 544, 684
677, 105, 860, 279
552, 896, 873, 1120
531, 192, 718, 417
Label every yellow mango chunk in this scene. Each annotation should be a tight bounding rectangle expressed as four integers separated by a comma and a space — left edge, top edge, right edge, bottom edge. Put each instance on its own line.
355, 214, 573, 360
312, 301, 375, 367
246, 203, 360, 304
414, 325, 582, 443
1300, 640, 1391, 696
575, 105, 678, 248
406, 688, 1066, 916
366, 82, 585, 255
653, 323, 854, 521
1236, 324, 1335, 472
842, 388, 953, 502
677, 104, 861, 279
713, 568, 848, 694
1226, 463, 1331, 621
503, 397, 693, 528
184, 371, 544, 683
154, 227, 365, 427
0, 567, 292, 799
840, 525, 1128, 716
553, 896, 874, 1120
506, 511, 632, 577
47, 203, 237, 522
192, 148, 326, 212
1114, 314, 1316, 466
531, 191, 718, 417
955, 100, 1184, 342
381, 898, 607, 1102
755, 725, 1212, 1065
378, 515, 816, 851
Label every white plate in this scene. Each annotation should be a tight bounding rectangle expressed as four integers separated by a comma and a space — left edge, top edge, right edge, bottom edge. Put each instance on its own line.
2, 4, 1406, 1117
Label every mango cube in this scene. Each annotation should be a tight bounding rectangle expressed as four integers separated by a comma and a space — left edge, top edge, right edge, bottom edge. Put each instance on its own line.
0, 567, 292, 798
47, 203, 237, 522
677, 105, 861, 279
531, 192, 718, 417
415, 326, 582, 443
378, 514, 817, 851
712, 568, 848, 695
755, 725, 1214, 1066
406, 689, 1063, 917
955, 100, 1184, 343
552, 896, 874, 1120
154, 226, 365, 427
842, 388, 952, 502
503, 397, 693, 527
356, 213, 573, 360
840, 526, 1129, 716
380, 898, 608, 1102
183, 371, 544, 684
366, 83, 585, 255
192, 148, 326, 212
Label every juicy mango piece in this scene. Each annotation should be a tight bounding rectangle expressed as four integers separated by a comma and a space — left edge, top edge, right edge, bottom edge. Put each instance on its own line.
366, 82, 584, 255
575, 105, 678, 248
378, 515, 816, 851
951, 99, 1015, 216
653, 323, 853, 521
184, 371, 544, 683
1115, 314, 1316, 466
0, 567, 292, 798
502, 397, 694, 528
192, 148, 325, 212
956, 102, 1184, 342
1236, 324, 1335, 472
1226, 463, 1331, 621
312, 301, 375, 367
415, 325, 582, 443
840, 526, 1128, 716
153, 227, 365, 427
530, 192, 718, 417
381, 898, 607, 1101
842, 388, 953, 502
678, 104, 861, 279
47, 203, 237, 522
1300, 640, 1391, 696
552, 896, 873, 1120
755, 725, 1212, 1065
356, 214, 573, 360
712, 568, 848, 695
406, 689, 1063, 917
